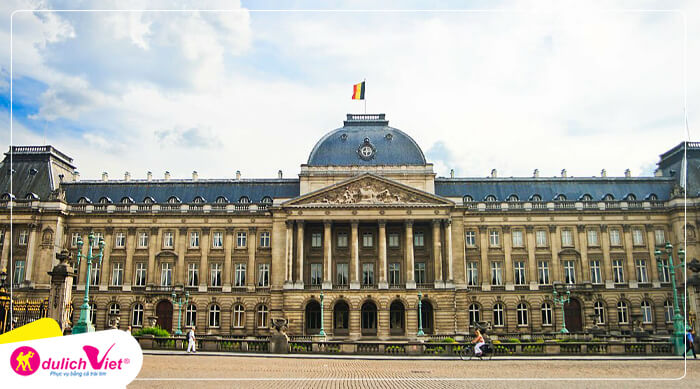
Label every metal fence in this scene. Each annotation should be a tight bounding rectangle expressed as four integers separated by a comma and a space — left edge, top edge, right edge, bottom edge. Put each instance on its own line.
0, 297, 49, 334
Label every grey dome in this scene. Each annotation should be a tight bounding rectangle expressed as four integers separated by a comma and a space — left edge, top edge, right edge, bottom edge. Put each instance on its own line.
307, 114, 427, 166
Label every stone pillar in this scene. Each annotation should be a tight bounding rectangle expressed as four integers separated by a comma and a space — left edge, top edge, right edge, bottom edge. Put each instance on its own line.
504, 226, 514, 290
284, 221, 294, 287
99, 227, 113, 291
431, 220, 443, 288
245, 227, 255, 291
622, 225, 638, 288
445, 219, 454, 286
146, 227, 158, 286
296, 221, 305, 288
600, 225, 613, 288
47, 250, 76, 334
405, 220, 416, 289
577, 225, 590, 283
176, 228, 187, 286
78, 229, 90, 286
646, 224, 660, 285
549, 225, 560, 285
122, 228, 136, 291
24, 223, 38, 285
223, 227, 234, 292
0, 228, 10, 271
350, 221, 360, 289
378, 220, 388, 289
526, 226, 537, 290
323, 221, 332, 289
479, 226, 490, 291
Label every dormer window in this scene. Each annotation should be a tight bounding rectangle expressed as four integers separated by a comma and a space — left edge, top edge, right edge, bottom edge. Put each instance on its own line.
25, 193, 39, 200
215, 196, 228, 204
261, 196, 273, 204
239, 196, 250, 204
192, 196, 205, 204
647, 193, 658, 201
485, 195, 497, 202
603, 194, 614, 201
78, 197, 91, 204
507, 194, 519, 202
143, 197, 155, 204
554, 194, 566, 201
98, 197, 111, 204
167, 196, 181, 204
462, 195, 473, 203
530, 194, 542, 202
120, 197, 134, 204
624, 193, 636, 201
0, 193, 12, 201
580, 194, 593, 201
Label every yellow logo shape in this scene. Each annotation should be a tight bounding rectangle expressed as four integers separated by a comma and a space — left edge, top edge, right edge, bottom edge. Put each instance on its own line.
0, 318, 62, 344
15, 351, 35, 371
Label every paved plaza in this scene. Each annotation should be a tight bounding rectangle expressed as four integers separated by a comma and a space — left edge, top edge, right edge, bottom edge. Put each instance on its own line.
129, 352, 698, 389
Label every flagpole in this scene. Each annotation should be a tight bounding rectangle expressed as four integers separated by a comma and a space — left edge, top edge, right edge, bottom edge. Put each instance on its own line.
364, 78, 366, 114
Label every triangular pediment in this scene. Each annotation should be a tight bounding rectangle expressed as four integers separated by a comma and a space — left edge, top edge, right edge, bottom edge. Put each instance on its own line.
283, 174, 453, 207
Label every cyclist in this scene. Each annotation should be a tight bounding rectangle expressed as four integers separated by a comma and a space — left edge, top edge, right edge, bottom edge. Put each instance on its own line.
472, 328, 485, 357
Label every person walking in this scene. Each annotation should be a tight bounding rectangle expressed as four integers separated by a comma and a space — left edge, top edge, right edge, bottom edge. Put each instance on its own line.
187, 326, 197, 354
126, 325, 132, 335
686, 328, 696, 359
472, 328, 485, 357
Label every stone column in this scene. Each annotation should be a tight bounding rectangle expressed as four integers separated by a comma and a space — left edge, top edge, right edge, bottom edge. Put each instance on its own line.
24, 223, 38, 285
378, 220, 388, 289
176, 228, 187, 286
246, 227, 255, 291
646, 224, 660, 286
296, 221, 305, 288
122, 227, 136, 291
284, 221, 294, 287
223, 227, 234, 292
350, 221, 360, 289
405, 220, 416, 289
479, 226, 490, 291
431, 220, 443, 288
445, 219, 454, 286
99, 227, 113, 291
526, 226, 537, 291
47, 250, 75, 334
600, 225, 613, 288
622, 225, 637, 287
577, 225, 590, 283
323, 221, 332, 289
146, 227, 158, 286
549, 225, 560, 286
78, 229, 90, 286
0, 228, 11, 271
503, 226, 513, 290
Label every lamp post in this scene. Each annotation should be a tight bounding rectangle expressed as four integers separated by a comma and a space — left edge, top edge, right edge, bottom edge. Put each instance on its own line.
319, 291, 326, 336
553, 288, 571, 334
72, 232, 105, 335
171, 291, 189, 336
656, 242, 685, 355
417, 291, 425, 336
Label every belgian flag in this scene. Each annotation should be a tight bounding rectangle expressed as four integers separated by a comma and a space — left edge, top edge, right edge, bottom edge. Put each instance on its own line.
352, 81, 365, 100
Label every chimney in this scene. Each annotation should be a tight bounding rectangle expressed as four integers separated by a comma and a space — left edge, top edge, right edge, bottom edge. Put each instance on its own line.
236, 170, 241, 180
192, 171, 198, 181
624, 169, 631, 178
601, 169, 607, 178
278, 170, 283, 179
164, 171, 171, 181
533, 169, 539, 178
147, 171, 152, 181
101, 172, 108, 182
450, 169, 455, 178
490, 169, 497, 178
124, 171, 131, 181
561, 169, 567, 178
73, 171, 80, 181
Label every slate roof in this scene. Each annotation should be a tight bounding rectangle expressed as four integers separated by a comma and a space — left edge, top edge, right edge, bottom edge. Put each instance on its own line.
434, 177, 675, 201
0, 146, 75, 200
657, 142, 700, 196
307, 114, 427, 166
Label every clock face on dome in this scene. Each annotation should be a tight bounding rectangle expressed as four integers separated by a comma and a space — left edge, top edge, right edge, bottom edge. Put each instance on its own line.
357, 138, 376, 161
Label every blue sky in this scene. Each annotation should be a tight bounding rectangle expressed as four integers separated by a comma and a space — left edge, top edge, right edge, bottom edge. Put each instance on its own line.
0, 0, 697, 180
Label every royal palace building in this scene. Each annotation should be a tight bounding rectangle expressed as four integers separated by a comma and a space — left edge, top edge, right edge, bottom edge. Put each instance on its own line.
1, 113, 698, 339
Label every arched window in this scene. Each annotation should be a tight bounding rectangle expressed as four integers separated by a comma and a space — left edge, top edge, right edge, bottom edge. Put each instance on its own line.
90, 303, 98, 326
554, 194, 566, 201
485, 195, 497, 202
98, 197, 111, 204
132, 303, 144, 327
256, 305, 269, 328
0, 193, 12, 201
186, 304, 197, 328
120, 197, 133, 204
603, 194, 615, 201
664, 300, 673, 323
625, 193, 637, 201
109, 303, 120, 316
25, 193, 39, 200
641, 301, 652, 324
192, 196, 205, 204
361, 301, 378, 335
333, 301, 349, 335
215, 196, 229, 204
389, 300, 405, 335
493, 303, 504, 327
167, 196, 181, 204
617, 301, 629, 324
78, 197, 91, 204
594, 301, 606, 325
468, 303, 480, 325
507, 194, 519, 202
580, 194, 593, 201
305, 301, 322, 335
233, 304, 245, 328
420, 300, 434, 335
462, 195, 473, 204
516, 303, 529, 326
208, 304, 221, 328
260, 196, 273, 204
143, 197, 155, 204
530, 194, 542, 202
541, 302, 552, 326
647, 193, 658, 201
238, 196, 250, 204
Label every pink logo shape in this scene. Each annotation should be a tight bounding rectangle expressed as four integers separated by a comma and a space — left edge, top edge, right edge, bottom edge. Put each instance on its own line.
83, 343, 115, 370
10, 346, 40, 376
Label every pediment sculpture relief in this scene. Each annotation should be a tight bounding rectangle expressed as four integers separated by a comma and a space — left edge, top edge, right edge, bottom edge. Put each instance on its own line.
299, 178, 442, 205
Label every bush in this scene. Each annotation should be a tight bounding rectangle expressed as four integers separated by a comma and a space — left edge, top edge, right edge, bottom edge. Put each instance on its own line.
132, 326, 170, 337
503, 338, 521, 343
535, 339, 545, 343
441, 337, 456, 343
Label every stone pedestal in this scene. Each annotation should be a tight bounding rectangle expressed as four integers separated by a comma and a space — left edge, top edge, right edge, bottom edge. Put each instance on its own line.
47, 249, 76, 334
270, 333, 289, 354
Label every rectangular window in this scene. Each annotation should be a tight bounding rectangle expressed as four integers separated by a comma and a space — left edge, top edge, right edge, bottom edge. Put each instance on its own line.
311, 263, 323, 285
115, 232, 126, 248
632, 228, 644, 246
636, 259, 648, 283
590, 260, 602, 284
187, 263, 199, 287
587, 230, 599, 246
465, 231, 476, 247
337, 232, 348, 248
388, 263, 400, 285
212, 231, 223, 248
538, 261, 550, 285
362, 263, 374, 285
90, 261, 100, 286
259, 231, 271, 248
659, 259, 670, 283
160, 263, 172, 286
654, 229, 665, 246
512, 230, 524, 248
561, 229, 573, 247
336, 263, 348, 286
535, 230, 548, 247
17, 230, 28, 246
138, 232, 148, 248
564, 260, 576, 284
134, 263, 146, 286
413, 232, 424, 247
71, 232, 80, 248
414, 262, 426, 284
388, 233, 400, 248
257, 263, 269, 287
612, 259, 625, 283
514, 261, 526, 285
111, 262, 123, 286
489, 230, 500, 247
189, 231, 200, 248
162, 231, 173, 249
491, 261, 503, 286
609, 229, 621, 246
466, 262, 479, 286
210, 263, 222, 287
236, 231, 247, 248
93, 232, 104, 247
13, 260, 25, 285
363, 232, 374, 247
234, 263, 246, 287
311, 232, 322, 248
